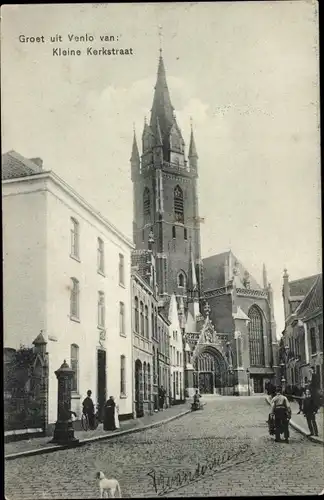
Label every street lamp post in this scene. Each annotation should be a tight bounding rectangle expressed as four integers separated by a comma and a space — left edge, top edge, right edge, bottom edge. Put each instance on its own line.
246, 368, 250, 396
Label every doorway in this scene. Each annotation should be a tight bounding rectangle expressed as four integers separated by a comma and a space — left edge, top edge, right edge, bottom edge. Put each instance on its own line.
253, 376, 263, 393
135, 360, 143, 417
199, 372, 214, 394
97, 350, 106, 420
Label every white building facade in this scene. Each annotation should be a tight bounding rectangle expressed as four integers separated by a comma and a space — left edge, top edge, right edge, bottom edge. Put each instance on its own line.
168, 294, 185, 403
2, 151, 134, 426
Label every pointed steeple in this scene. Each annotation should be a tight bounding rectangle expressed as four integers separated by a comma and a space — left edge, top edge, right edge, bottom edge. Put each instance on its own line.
262, 263, 268, 289
155, 117, 163, 146
130, 129, 140, 163
150, 54, 175, 140
188, 238, 198, 295
188, 119, 198, 159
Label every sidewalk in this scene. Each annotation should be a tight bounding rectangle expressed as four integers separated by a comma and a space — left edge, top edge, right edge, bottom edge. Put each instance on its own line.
265, 396, 324, 445
5, 403, 191, 460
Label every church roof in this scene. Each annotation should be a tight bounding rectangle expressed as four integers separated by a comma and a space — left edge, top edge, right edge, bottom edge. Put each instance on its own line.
288, 274, 319, 298
130, 131, 140, 162
2, 150, 44, 180
295, 274, 322, 320
203, 250, 262, 291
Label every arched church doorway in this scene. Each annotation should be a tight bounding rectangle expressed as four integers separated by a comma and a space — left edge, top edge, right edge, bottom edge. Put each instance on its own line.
194, 347, 228, 395
135, 359, 143, 417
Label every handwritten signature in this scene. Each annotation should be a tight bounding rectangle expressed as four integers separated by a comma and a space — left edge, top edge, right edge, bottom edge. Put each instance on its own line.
147, 443, 252, 495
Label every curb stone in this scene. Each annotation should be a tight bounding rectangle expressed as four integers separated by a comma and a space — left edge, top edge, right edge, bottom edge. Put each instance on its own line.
265, 396, 324, 446
5, 407, 192, 461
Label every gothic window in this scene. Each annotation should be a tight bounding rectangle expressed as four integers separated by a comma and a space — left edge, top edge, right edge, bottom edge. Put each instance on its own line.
143, 188, 151, 224
174, 185, 184, 223
248, 306, 265, 366
177, 271, 187, 288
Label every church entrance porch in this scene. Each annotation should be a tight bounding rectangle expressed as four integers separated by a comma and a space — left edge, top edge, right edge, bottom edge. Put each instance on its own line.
186, 346, 232, 397
199, 372, 213, 394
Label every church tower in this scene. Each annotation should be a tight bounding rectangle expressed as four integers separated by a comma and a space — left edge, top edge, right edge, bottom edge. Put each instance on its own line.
131, 52, 203, 306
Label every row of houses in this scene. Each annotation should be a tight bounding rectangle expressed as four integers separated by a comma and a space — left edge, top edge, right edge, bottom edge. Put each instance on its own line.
281, 269, 323, 392
2, 151, 185, 434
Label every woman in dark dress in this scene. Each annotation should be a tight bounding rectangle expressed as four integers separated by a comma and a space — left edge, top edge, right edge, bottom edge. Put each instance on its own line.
103, 396, 116, 431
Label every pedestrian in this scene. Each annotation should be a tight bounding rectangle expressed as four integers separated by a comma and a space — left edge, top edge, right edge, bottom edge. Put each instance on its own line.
302, 388, 319, 437
270, 386, 291, 443
159, 386, 165, 410
296, 386, 305, 415
82, 389, 95, 430
114, 397, 120, 429
103, 396, 116, 431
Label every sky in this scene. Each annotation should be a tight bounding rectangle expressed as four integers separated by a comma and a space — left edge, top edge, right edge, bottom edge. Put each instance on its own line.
1, 2, 321, 337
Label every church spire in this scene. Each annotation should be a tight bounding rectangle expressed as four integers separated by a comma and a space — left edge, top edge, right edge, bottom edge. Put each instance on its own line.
150, 53, 175, 139
188, 118, 198, 159
130, 128, 140, 163
262, 263, 268, 289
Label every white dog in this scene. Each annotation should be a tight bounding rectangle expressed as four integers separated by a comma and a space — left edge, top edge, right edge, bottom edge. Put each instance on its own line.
96, 471, 122, 498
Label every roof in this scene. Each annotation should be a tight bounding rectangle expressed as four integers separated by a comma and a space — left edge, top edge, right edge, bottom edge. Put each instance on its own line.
203, 250, 262, 291
288, 274, 319, 298
295, 274, 322, 321
2, 150, 43, 180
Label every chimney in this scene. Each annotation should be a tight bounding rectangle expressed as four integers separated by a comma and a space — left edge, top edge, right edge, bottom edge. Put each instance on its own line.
30, 157, 43, 170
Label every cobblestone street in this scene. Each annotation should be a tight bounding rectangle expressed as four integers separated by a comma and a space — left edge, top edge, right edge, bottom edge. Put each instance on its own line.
5, 396, 324, 499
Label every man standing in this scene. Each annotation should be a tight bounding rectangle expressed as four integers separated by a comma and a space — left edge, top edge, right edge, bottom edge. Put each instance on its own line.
82, 389, 95, 430
159, 386, 165, 410
271, 387, 291, 443
302, 388, 319, 437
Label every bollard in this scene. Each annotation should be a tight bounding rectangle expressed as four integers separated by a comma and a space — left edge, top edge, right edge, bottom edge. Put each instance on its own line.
50, 360, 79, 445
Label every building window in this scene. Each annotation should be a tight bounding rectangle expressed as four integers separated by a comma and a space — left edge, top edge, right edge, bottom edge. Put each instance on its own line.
177, 351, 179, 366
319, 324, 323, 352
71, 344, 79, 392
120, 355, 126, 395
143, 187, 151, 224
134, 297, 139, 333
176, 372, 179, 395
184, 228, 187, 240
248, 305, 265, 366
119, 302, 125, 336
143, 362, 147, 400
151, 311, 155, 338
153, 347, 156, 384
97, 238, 105, 274
145, 305, 149, 338
140, 301, 144, 336
174, 185, 184, 223
310, 327, 317, 354
119, 254, 125, 286
148, 364, 151, 401
98, 292, 105, 328
70, 278, 80, 319
177, 271, 187, 288
172, 226, 176, 239
70, 218, 80, 259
